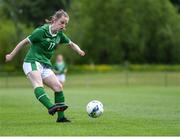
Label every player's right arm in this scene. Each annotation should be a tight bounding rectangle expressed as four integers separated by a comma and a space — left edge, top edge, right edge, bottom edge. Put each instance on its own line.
5, 38, 30, 62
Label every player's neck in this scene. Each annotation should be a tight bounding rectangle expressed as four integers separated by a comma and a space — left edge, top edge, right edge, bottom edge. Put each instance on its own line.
50, 24, 58, 35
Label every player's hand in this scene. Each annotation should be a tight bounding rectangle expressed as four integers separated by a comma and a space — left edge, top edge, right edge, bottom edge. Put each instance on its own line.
5, 54, 13, 62
79, 50, 85, 56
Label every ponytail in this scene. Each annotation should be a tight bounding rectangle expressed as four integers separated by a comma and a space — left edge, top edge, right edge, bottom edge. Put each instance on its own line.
45, 9, 69, 24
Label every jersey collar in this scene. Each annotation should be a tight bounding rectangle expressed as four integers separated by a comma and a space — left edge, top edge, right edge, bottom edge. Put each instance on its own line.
49, 25, 57, 37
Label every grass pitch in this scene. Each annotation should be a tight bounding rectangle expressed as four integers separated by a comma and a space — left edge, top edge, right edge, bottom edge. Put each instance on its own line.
0, 72, 180, 136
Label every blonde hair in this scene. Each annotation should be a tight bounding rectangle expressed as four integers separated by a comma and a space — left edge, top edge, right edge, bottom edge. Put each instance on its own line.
46, 9, 69, 23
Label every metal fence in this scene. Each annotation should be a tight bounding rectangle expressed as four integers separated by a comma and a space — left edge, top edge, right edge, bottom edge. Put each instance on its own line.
0, 71, 180, 88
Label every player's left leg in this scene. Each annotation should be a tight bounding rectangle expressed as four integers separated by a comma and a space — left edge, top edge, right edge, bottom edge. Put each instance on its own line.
59, 74, 66, 86
56, 74, 65, 86
42, 69, 70, 122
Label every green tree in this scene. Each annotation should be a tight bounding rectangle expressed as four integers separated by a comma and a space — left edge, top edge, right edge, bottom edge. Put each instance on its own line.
2, 0, 71, 26
170, 0, 180, 12
78, 0, 180, 64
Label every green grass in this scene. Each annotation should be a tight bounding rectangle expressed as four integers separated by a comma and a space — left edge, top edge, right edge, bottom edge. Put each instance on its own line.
0, 72, 180, 135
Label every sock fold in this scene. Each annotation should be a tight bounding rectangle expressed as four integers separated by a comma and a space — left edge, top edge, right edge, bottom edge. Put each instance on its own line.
55, 91, 65, 118
34, 87, 53, 109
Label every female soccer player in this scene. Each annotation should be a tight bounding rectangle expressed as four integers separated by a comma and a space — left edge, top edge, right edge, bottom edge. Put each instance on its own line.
5, 9, 85, 123
53, 54, 67, 85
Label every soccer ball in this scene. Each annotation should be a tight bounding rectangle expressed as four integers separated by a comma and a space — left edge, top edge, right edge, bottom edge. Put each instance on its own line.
86, 100, 104, 118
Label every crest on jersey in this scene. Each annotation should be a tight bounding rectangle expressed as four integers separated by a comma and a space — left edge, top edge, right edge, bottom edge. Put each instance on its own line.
56, 37, 60, 44
46, 38, 51, 42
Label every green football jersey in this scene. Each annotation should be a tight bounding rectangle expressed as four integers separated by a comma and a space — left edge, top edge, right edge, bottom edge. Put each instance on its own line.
53, 61, 67, 74
24, 24, 70, 66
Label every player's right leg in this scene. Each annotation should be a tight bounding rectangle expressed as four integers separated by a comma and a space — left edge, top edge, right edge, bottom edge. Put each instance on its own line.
23, 62, 61, 115
43, 71, 70, 122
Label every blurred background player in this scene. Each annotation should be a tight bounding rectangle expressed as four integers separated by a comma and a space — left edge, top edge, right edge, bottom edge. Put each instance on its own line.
53, 54, 67, 85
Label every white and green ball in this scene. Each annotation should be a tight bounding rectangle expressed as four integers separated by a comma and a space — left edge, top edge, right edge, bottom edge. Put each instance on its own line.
86, 100, 104, 118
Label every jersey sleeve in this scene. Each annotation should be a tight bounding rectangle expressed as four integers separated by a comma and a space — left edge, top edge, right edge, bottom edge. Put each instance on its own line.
60, 32, 70, 44
27, 28, 44, 44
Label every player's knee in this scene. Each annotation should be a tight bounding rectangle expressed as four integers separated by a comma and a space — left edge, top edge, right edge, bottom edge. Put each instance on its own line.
32, 81, 43, 89
52, 83, 63, 91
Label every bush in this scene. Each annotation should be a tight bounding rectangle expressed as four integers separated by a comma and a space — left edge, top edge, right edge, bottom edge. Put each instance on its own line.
67, 64, 180, 74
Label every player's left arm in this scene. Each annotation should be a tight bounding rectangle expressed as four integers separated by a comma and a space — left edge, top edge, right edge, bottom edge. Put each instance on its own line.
68, 41, 85, 56
60, 32, 85, 56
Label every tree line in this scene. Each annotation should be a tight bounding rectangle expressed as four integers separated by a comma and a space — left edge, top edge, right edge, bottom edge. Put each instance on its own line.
0, 0, 180, 71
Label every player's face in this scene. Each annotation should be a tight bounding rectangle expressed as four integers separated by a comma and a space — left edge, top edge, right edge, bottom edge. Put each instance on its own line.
53, 16, 69, 31
57, 55, 63, 63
